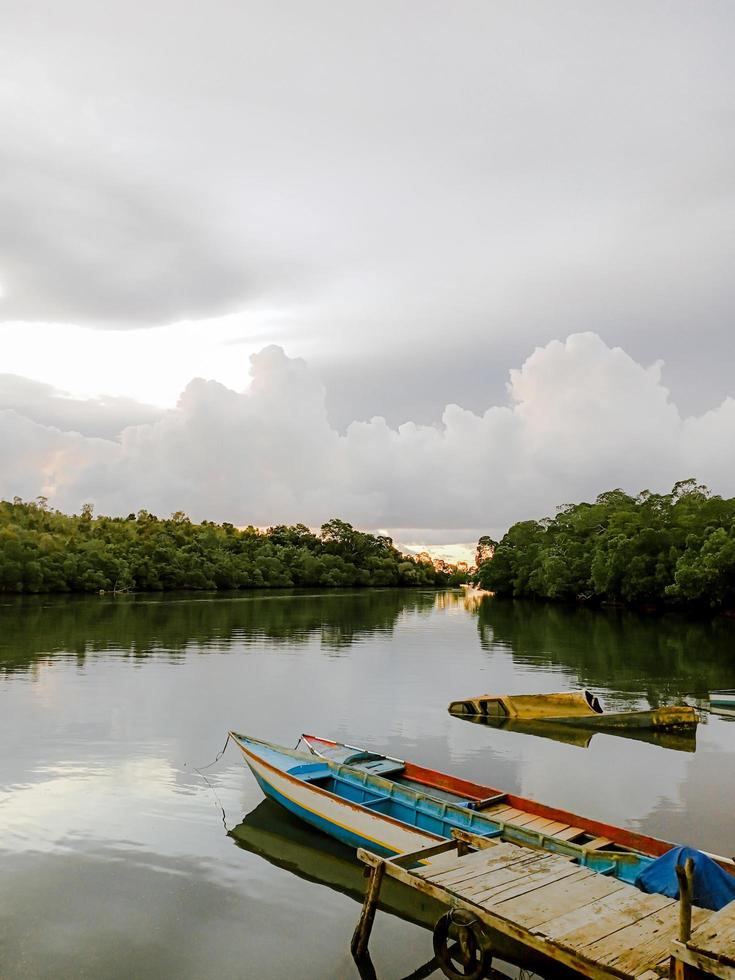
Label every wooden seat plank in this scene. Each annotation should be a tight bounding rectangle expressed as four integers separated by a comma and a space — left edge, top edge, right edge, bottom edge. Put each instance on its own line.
583, 836, 613, 850
551, 826, 585, 841
533, 820, 571, 837
487, 807, 528, 822
482, 805, 518, 819
520, 816, 566, 834
504, 812, 551, 828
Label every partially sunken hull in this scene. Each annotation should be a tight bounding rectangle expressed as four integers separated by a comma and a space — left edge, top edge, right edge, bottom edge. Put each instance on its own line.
447, 689, 698, 732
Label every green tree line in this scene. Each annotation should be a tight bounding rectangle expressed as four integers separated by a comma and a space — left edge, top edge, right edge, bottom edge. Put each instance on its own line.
475, 480, 735, 610
0, 499, 465, 594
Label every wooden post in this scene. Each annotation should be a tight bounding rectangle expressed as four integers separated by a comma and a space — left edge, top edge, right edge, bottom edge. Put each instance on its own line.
675, 857, 695, 943
351, 860, 386, 960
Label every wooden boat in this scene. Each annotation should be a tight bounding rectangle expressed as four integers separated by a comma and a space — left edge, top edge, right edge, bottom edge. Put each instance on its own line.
447, 689, 698, 731
229, 731, 735, 888
710, 689, 735, 710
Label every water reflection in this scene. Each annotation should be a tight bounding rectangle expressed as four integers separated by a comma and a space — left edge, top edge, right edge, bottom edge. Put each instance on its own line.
230, 799, 443, 930
453, 713, 698, 752
1, 589, 734, 977
475, 598, 735, 705
0, 589, 437, 674
230, 801, 537, 980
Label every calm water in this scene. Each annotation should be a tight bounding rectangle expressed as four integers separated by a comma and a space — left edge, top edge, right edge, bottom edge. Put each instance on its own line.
1, 590, 734, 979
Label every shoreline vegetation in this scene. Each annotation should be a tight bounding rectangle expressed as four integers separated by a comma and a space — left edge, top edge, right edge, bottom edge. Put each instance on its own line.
475, 480, 735, 613
0, 500, 468, 595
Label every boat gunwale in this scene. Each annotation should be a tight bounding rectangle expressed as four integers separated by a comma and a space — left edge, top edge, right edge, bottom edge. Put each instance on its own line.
300, 733, 735, 871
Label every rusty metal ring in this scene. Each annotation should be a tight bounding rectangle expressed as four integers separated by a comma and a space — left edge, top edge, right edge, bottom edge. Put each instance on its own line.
432, 910, 492, 980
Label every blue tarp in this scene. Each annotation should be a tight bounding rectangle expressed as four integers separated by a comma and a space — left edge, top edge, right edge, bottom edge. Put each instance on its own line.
635, 845, 735, 912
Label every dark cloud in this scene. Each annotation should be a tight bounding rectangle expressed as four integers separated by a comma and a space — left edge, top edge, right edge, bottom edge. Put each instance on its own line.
1, 0, 733, 419
0, 374, 162, 438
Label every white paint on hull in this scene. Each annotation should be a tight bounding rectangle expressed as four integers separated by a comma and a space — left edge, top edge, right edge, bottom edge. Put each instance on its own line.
242, 748, 440, 854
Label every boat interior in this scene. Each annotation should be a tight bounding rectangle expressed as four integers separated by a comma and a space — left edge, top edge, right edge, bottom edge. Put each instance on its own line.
290, 748, 647, 881
302, 741, 623, 853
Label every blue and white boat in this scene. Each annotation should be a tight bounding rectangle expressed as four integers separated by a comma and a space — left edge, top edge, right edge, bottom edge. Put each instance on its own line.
230, 731, 669, 884
710, 689, 735, 710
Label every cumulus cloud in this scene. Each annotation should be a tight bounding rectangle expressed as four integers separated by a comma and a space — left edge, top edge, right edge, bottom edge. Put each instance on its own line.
1, 333, 734, 538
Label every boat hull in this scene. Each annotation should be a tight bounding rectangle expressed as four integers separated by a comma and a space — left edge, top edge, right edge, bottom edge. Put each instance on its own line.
447, 691, 698, 731
236, 738, 440, 857
710, 690, 735, 709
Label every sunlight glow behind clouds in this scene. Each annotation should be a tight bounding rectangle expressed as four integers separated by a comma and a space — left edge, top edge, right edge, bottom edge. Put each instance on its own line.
1, 333, 734, 541
0, 312, 307, 406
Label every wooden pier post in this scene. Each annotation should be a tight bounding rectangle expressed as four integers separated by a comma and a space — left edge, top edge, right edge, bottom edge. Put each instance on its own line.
675, 857, 695, 943
351, 860, 386, 961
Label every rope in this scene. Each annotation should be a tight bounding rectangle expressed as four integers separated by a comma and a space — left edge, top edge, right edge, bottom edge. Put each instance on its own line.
193, 732, 232, 771
190, 733, 233, 832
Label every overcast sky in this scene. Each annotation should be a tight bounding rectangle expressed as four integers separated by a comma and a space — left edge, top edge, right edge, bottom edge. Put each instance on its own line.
2, 1, 734, 553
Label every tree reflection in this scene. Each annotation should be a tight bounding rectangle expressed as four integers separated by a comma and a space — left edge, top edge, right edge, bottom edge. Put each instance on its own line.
476, 599, 735, 702
0, 589, 437, 674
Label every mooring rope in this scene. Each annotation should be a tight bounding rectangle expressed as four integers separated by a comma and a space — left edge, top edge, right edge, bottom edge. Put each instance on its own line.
190, 733, 232, 831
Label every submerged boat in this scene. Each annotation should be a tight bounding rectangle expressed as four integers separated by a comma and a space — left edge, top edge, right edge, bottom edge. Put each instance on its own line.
447, 689, 698, 732
229, 731, 734, 892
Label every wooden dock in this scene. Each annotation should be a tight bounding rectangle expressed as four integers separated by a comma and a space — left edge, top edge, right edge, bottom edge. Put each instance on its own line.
350, 830, 732, 980
671, 901, 735, 980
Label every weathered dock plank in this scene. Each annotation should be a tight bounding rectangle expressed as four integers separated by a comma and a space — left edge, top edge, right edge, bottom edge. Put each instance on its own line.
545, 890, 676, 954
495, 868, 626, 929
459, 854, 578, 900
686, 901, 735, 964
353, 838, 724, 980
580, 904, 711, 973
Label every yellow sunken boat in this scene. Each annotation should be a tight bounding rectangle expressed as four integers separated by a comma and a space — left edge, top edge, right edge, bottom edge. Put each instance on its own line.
447, 689, 698, 732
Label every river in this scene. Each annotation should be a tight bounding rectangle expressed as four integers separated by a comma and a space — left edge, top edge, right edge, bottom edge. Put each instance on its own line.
1, 590, 734, 978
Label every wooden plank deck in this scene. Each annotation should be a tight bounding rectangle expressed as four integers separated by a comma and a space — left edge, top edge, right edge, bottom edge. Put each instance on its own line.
482, 802, 588, 843
353, 834, 723, 980
671, 901, 735, 980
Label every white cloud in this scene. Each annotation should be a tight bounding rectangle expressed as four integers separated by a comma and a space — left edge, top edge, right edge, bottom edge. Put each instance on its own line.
1, 333, 733, 537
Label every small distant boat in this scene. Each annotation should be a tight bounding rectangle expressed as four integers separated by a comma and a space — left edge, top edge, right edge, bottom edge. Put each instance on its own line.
447, 689, 698, 732
710, 689, 735, 710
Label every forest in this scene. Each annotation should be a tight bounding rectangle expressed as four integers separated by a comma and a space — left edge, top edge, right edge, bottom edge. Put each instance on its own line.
0, 499, 464, 594
475, 480, 735, 610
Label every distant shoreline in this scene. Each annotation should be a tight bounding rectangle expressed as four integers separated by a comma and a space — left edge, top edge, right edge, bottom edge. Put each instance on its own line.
0, 500, 469, 596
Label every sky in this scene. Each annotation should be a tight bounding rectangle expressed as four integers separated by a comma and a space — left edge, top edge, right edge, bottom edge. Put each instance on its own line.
2, 1, 734, 558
